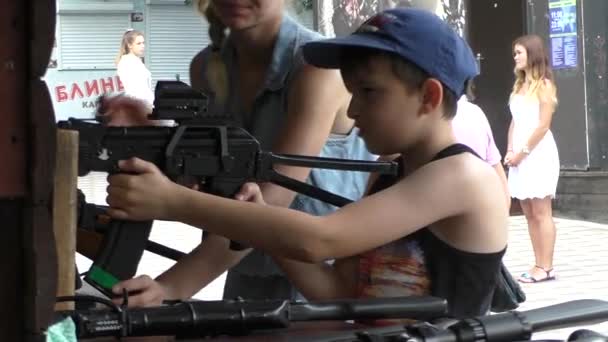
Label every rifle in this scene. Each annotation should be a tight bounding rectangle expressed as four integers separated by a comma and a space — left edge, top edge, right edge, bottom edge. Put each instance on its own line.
59, 81, 398, 299
323, 299, 608, 342
56, 296, 448, 339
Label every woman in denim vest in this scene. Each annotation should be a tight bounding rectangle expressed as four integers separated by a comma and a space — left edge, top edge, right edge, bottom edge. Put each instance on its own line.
111, 0, 374, 306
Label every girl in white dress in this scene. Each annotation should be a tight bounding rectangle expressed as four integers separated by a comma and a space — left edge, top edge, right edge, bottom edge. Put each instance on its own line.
504, 34, 559, 283
115, 30, 154, 111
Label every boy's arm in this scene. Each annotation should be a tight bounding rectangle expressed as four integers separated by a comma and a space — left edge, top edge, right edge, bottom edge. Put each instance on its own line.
273, 256, 359, 300
107, 153, 506, 261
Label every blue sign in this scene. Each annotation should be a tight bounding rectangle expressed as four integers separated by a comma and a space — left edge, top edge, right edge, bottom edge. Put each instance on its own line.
549, 0, 578, 69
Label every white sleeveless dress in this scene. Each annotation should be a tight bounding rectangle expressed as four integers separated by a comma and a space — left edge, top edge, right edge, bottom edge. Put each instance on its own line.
508, 94, 560, 199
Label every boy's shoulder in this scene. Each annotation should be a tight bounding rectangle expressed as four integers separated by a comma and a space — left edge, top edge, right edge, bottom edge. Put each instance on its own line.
414, 151, 496, 193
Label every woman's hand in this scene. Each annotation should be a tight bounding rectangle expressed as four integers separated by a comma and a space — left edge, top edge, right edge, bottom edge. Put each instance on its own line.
106, 158, 177, 221
503, 151, 514, 166
234, 182, 266, 205
98, 94, 154, 127
504, 151, 525, 167
111, 275, 170, 308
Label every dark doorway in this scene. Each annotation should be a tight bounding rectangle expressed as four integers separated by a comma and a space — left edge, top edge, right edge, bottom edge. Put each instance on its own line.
527, 0, 589, 170
465, 0, 527, 155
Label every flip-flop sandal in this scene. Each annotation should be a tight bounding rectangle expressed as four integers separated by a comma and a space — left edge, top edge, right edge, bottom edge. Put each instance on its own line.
518, 265, 556, 283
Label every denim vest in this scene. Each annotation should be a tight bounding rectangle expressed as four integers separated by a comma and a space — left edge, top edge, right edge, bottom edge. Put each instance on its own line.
196, 16, 375, 276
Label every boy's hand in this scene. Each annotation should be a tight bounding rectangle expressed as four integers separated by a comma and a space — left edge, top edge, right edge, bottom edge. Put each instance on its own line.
106, 158, 176, 221
111, 275, 170, 308
234, 182, 266, 204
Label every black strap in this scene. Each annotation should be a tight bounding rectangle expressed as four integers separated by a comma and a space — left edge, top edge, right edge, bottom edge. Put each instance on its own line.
369, 144, 481, 196
430, 143, 481, 162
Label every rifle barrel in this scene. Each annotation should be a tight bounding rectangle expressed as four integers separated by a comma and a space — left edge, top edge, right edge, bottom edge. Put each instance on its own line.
290, 296, 447, 322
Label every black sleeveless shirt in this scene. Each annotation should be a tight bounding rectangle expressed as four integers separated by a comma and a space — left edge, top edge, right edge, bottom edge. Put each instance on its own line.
359, 144, 505, 319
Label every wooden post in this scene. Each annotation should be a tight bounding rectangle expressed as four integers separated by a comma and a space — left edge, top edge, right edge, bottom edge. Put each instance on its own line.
53, 129, 79, 311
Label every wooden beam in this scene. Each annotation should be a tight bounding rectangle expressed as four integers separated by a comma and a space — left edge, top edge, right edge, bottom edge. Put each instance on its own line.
53, 130, 79, 311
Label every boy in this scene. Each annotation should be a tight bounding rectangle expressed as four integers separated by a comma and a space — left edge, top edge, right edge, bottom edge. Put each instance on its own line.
106, 8, 508, 319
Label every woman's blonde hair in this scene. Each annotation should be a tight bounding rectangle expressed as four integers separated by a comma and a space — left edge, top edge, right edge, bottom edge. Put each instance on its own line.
510, 34, 558, 105
115, 29, 144, 66
194, 0, 229, 106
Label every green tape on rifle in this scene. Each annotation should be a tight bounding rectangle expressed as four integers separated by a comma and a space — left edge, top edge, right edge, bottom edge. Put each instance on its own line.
87, 265, 119, 290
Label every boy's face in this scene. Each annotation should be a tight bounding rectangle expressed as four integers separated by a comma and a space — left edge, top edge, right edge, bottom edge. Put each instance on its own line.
342, 55, 426, 155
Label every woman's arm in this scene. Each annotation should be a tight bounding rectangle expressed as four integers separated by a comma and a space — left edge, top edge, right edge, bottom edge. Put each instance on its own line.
506, 119, 514, 152
191, 51, 354, 207
192, 52, 352, 205
260, 63, 353, 207
524, 84, 557, 151
504, 119, 515, 165
505, 83, 556, 167
111, 235, 250, 307
154, 235, 250, 299
189, 50, 206, 92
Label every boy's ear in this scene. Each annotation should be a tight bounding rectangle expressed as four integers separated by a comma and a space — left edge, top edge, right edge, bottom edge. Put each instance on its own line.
419, 79, 443, 115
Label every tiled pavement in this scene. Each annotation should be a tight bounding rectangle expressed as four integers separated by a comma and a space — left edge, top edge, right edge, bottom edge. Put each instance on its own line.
503, 216, 608, 340
76, 175, 608, 341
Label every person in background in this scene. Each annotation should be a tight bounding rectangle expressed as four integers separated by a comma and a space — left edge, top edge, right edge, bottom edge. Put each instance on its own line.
504, 34, 559, 283
106, 0, 375, 307
115, 29, 155, 110
452, 80, 510, 207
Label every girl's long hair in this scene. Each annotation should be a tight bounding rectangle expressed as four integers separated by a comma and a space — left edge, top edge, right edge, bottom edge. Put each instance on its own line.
510, 34, 557, 105
194, 0, 229, 106
115, 29, 144, 66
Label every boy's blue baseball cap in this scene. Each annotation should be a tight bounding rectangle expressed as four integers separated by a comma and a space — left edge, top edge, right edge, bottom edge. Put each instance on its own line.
302, 8, 479, 97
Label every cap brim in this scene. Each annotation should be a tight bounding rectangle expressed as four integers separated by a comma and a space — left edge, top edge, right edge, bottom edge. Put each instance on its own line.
303, 34, 398, 69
